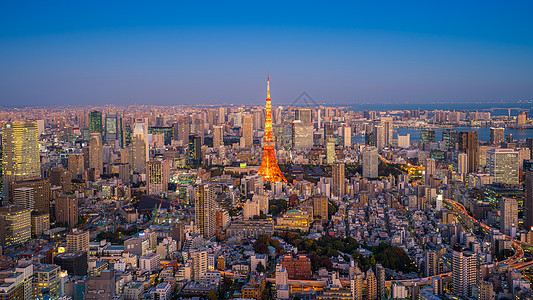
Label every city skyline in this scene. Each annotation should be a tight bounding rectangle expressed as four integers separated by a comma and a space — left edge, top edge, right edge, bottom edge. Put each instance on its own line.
1, 1, 533, 106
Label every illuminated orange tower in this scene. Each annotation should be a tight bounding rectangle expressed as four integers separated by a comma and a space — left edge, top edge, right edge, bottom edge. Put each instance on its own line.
258, 77, 288, 183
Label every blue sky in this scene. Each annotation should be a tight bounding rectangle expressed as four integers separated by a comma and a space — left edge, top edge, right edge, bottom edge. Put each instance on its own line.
1, 1, 532, 106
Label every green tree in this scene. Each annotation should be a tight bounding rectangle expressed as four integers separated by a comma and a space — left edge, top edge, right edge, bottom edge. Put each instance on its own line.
208, 289, 218, 300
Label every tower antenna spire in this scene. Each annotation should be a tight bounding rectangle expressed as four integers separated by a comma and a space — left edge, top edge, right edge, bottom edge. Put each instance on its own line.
267, 72, 270, 99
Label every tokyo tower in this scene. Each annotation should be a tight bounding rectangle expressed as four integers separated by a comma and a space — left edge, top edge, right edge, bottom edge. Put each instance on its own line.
258, 77, 288, 183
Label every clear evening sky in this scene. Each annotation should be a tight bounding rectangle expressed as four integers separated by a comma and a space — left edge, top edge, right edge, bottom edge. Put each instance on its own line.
1, 1, 532, 106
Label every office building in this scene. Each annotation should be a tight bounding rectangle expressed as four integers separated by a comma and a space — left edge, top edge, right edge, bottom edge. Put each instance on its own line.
363, 146, 378, 178
488, 148, 519, 185
380, 116, 393, 146
421, 129, 436, 144
188, 134, 202, 167
89, 110, 103, 134
2, 122, 41, 204
490, 127, 505, 145
332, 162, 345, 198
292, 120, 313, 150
295, 108, 312, 124
459, 131, 479, 173
326, 138, 335, 164
12, 187, 34, 210
279, 255, 312, 279
500, 197, 518, 237
195, 184, 215, 239
324, 122, 334, 144
31, 212, 50, 237
0, 205, 31, 247
398, 134, 410, 148
54, 252, 88, 276
105, 114, 122, 145
342, 125, 351, 147
146, 160, 170, 195
32, 264, 61, 299
89, 132, 103, 175
442, 129, 458, 149
452, 246, 477, 298
10, 179, 50, 214
132, 122, 149, 173
55, 195, 78, 228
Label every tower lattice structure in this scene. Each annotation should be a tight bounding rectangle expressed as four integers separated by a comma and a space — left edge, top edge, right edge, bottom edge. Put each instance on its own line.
258, 77, 288, 183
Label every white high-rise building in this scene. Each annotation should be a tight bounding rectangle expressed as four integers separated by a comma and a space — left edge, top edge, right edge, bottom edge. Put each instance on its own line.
500, 197, 518, 237
452, 247, 477, 298
343, 126, 351, 148
397, 134, 410, 148
487, 148, 519, 184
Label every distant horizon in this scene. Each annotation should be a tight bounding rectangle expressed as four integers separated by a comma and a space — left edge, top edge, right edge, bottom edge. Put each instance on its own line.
1, 2, 532, 105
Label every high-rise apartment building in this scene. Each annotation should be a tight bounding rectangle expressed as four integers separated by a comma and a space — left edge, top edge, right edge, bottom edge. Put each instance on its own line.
425, 158, 436, 185
526, 169, 533, 230
363, 147, 378, 178
213, 125, 223, 149
177, 117, 190, 145
55, 195, 78, 228
373, 125, 386, 150
67, 229, 90, 253
459, 131, 479, 173
458, 153, 468, 182
89, 133, 103, 175
342, 126, 351, 148
500, 197, 518, 237
490, 127, 505, 145
366, 269, 377, 300
332, 162, 345, 198
487, 148, 519, 185
312, 196, 328, 223
68, 153, 85, 180
376, 264, 385, 299
242, 114, 253, 149
195, 184, 215, 239
146, 160, 170, 195
452, 247, 477, 298
2, 122, 41, 204
380, 116, 393, 146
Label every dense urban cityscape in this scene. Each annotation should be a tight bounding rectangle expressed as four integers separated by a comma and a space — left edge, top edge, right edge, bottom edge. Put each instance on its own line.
0, 77, 532, 299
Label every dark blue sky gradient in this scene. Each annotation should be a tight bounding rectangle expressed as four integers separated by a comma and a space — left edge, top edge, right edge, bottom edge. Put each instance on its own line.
1, 1, 532, 105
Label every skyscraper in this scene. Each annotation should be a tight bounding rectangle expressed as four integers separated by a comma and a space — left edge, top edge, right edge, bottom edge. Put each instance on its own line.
442, 128, 458, 149
89, 132, 103, 175
488, 148, 519, 185
213, 125, 223, 149
425, 158, 436, 185
89, 110, 103, 134
500, 197, 518, 237
188, 134, 202, 167
421, 129, 436, 144
68, 153, 85, 180
105, 114, 122, 145
452, 246, 477, 298
323, 122, 334, 145
376, 264, 386, 299
363, 147, 378, 178
332, 162, 345, 198
177, 117, 190, 145
132, 122, 148, 173
242, 114, 253, 149
526, 169, 533, 230
56, 195, 78, 228
343, 126, 351, 148
366, 269, 377, 300
380, 116, 393, 146
459, 131, 479, 173
458, 153, 468, 182
195, 184, 215, 239
292, 120, 313, 150
2, 122, 41, 204
490, 127, 505, 145
258, 77, 287, 183
13, 187, 34, 210
146, 160, 170, 195
373, 125, 386, 150
326, 138, 335, 164
295, 108, 312, 124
